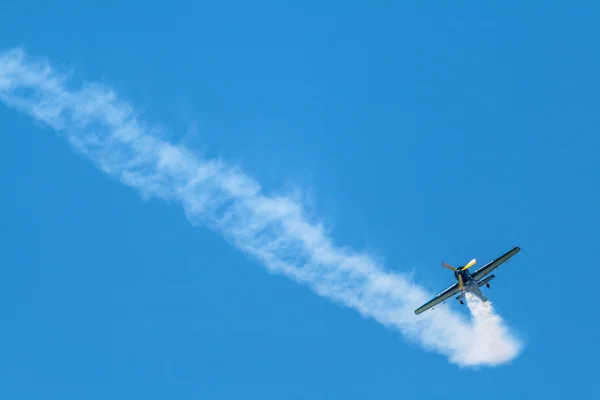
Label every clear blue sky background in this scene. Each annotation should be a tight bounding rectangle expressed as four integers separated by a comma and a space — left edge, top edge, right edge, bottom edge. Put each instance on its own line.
1, 1, 599, 398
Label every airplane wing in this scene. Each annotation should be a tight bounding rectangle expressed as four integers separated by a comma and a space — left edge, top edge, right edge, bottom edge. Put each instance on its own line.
414, 282, 461, 315
472, 246, 521, 282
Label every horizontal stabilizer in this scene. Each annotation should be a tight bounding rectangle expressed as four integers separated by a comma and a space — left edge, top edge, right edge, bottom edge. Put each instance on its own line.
478, 274, 495, 287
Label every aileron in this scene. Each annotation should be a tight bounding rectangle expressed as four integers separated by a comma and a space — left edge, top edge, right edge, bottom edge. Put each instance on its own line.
472, 246, 521, 281
414, 283, 460, 315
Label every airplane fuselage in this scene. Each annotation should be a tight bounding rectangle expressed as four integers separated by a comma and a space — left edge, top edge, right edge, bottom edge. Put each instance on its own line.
454, 267, 488, 304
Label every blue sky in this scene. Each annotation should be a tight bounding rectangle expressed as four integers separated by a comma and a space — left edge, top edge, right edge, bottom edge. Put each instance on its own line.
1, 1, 599, 398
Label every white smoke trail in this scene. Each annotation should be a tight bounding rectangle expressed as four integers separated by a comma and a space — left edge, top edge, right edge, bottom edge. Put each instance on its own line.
0, 47, 523, 367
463, 293, 520, 366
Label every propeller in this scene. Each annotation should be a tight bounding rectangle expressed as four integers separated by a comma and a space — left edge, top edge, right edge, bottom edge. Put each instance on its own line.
463, 258, 477, 270
441, 262, 456, 271
441, 258, 477, 290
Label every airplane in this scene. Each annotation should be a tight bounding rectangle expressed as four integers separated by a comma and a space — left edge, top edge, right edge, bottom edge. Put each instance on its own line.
414, 246, 521, 315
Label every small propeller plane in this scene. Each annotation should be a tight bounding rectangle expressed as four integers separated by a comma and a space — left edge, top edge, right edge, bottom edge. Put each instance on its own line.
414, 246, 521, 315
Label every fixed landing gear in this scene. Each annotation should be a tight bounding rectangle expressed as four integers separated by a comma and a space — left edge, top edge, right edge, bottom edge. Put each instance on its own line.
486, 283, 490, 288
459, 300, 464, 305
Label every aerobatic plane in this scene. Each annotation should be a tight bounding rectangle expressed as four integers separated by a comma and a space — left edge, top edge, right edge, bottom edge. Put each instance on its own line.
414, 246, 521, 315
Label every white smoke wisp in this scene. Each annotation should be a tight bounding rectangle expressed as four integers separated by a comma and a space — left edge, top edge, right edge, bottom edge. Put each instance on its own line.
0, 47, 523, 367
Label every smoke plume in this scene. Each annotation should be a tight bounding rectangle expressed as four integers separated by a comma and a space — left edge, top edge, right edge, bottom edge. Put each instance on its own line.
0, 47, 523, 367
